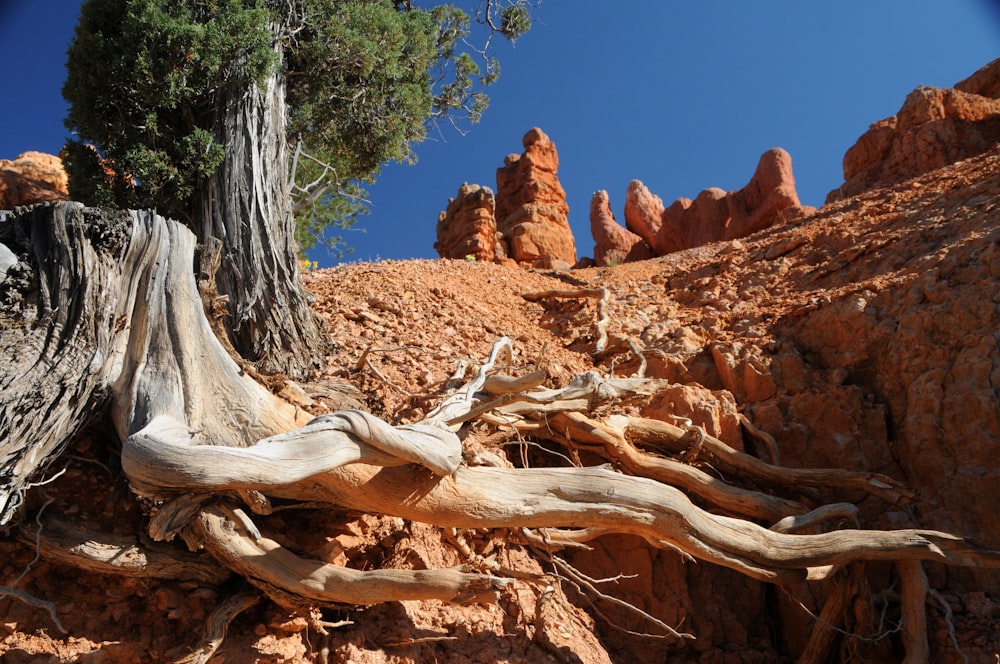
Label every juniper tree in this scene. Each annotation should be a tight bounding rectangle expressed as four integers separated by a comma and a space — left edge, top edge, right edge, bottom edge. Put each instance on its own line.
62, 0, 532, 378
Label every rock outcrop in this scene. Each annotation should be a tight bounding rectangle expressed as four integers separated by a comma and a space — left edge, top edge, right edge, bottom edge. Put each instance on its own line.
436, 128, 576, 269
434, 184, 501, 262
0, 151, 68, 208
832, 57, 1000, 201
589, 190, 653, 266
621, 148, 813, 257
495, 128, 576, 267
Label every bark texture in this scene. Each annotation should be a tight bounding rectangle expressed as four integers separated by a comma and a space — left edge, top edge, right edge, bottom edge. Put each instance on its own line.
196, 29, 328, 379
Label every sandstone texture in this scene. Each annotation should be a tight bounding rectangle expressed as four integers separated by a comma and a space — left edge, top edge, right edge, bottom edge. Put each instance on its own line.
0, 151, 68, 208
495, 127, 576, 267
436, 128, 575, 268
623, 147, 814, 257
833, 57, 1000, 200
589, 189, 654, 266
433, 183, 500, 262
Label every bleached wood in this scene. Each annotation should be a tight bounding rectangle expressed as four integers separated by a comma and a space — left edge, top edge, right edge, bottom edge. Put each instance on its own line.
19, 515, 228, 584
186, 503, 512, 605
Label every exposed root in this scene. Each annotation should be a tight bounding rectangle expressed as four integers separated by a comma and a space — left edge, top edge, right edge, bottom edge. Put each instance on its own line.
795, 566, 863, 664
620, 416, 915, 505
898, 560, 930, 664
547, 552, 692, 640
770, 503, 861, 534
11, 198, 1000, 661
626, 338, 646, 377
175, 589, 260, 664
185, 502, 515, 606
739, 412, 782, 465
522, 288, 610, 353
116, 335, 1000, 630
20, 514, 229, 583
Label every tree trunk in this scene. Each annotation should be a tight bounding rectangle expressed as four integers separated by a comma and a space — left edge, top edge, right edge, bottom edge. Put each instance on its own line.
197, 27, 328, 379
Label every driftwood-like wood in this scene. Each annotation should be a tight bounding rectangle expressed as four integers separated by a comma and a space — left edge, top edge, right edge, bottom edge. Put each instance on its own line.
0, 204, 132, 526
19, 515, 228, 584
3, 203, 1000, 660
185, 502, 512, 605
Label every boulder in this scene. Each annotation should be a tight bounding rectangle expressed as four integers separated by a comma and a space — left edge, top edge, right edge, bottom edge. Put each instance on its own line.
832, 57, 1000, 200
589, 190, 653, 266
0, 151, 69, 208
434, 183, 503, 262
495, 128, 576, 267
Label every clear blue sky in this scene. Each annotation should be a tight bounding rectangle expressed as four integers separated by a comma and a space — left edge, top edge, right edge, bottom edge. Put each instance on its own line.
2, 1, 999, 266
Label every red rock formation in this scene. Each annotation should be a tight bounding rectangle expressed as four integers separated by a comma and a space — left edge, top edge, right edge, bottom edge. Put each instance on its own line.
434, 183, 503, 262
724, 147, 809, 239
0, 151, 69, 208
623, 148, 812, 258
623, 180, 677, 254
589, 190, 653, 266
495, 128, 576, 267
832, 57, 1000, 200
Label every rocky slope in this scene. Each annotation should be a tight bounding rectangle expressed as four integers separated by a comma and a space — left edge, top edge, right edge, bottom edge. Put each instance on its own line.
3, 61, 1000, 663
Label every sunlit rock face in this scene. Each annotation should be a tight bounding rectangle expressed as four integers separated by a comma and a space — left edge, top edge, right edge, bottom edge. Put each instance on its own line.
0, 151, 68, 208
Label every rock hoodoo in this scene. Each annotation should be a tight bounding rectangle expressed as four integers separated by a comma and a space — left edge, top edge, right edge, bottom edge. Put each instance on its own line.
613, 147, 813, 258
434, 183, 501, 262
832, 57, 1000, 200
0, 151, 68, 208
435, 128, 576, 268
589, 189, 653, 266
495, 127, 576, 267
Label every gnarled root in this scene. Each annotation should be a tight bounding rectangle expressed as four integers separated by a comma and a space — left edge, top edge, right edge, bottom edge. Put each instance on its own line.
184, 502, 513, 606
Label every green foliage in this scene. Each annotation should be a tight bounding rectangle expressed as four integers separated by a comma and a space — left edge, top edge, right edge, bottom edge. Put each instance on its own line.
284, 1, 437, 188
64, 0, 536, 251
61, 140, 120, 208
63, 0, 276, 218
499, 5, 531, 41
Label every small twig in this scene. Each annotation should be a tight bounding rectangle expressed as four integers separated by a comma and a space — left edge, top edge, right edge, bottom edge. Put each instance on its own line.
929, 588, 970, 664
548, 554, 693, 640
626, 338, 646, 378
384, 635, 458, 647
738, 413, 782, 466
522, 288, 611, 354
356, 347, 419, 397
0, 585, 67, 634
175, 590, 260, 664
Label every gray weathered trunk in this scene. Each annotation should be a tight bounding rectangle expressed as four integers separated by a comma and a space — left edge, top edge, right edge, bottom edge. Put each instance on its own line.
0, 204, 128, 525
197, 31, 328, 379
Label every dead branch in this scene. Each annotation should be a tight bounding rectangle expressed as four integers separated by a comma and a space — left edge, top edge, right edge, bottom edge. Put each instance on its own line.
185, 502, 514, 606
898, 560, 930, 664
20, 515, 229, 584
522, 288, 610, 353
176, 590, 260, 664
